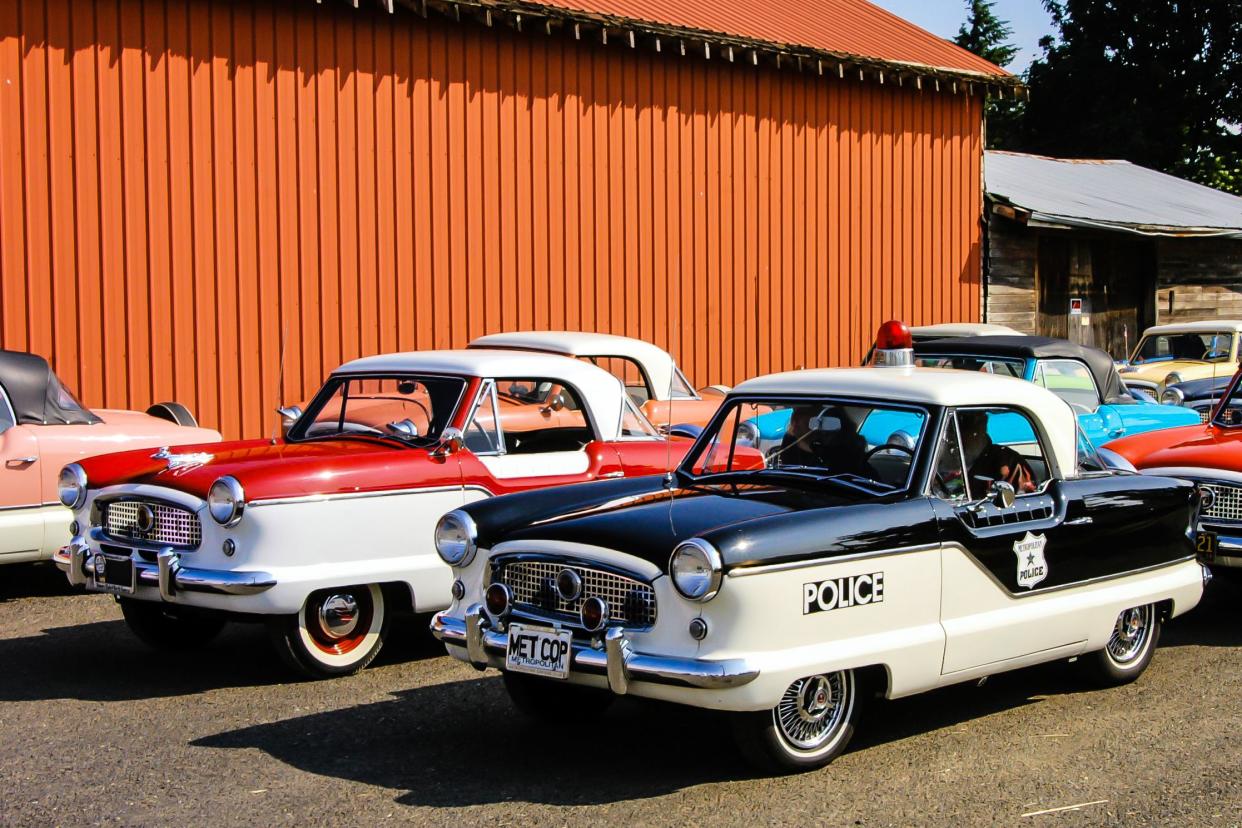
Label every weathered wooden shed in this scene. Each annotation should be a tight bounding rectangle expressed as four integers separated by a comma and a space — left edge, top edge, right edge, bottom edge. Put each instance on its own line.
984, 151, 1242, 359
0, 0, 1015, 439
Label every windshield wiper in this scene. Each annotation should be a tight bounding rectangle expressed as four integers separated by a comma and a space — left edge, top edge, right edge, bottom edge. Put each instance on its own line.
293, 432, 419, 448
689, 468, 895, 496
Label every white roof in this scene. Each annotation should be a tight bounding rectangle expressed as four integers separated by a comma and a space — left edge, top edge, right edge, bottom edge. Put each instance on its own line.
468, 331, 683, 400
1140, 320, 1242, 336
734, 366, 1078, 475
333, 349, 632, 440
912, 323, 1021, 338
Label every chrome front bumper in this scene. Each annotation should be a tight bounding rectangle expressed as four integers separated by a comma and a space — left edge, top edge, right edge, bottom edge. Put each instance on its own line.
431, 605, 759, 694
1207, 531, 1242, 569
54, 538, 276, 598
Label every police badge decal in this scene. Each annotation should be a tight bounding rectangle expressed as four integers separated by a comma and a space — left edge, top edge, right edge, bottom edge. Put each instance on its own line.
1013, 531, 1048, 589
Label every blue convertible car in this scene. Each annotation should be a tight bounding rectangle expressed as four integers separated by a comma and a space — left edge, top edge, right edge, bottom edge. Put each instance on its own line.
746, 336, 1201, 450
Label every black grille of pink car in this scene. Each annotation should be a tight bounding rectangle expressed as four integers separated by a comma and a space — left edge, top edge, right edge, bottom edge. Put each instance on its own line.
101, 499, 202, 549
498, 560, 657, 627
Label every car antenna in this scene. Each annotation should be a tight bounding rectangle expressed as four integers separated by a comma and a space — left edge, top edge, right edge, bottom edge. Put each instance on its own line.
665, 356, 676, 535
270, 323, 288, 445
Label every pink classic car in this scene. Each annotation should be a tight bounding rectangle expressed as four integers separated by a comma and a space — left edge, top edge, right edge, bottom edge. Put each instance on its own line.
0, 349, 219, 566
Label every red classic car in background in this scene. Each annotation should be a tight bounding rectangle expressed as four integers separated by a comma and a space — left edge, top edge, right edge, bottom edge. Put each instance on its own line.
1107, 365, 1242, 574
0, 349, 219, 566
56, 346, 691, 678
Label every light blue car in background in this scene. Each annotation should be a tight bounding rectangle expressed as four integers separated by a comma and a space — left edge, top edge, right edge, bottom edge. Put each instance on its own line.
743, 335, 1201, 451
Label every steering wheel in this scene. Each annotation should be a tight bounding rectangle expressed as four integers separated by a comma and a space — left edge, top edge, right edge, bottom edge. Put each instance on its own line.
864, 443, 915, 461
466, 419, 498, 453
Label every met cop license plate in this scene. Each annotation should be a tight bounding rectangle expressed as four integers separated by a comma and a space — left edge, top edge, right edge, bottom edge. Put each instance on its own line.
506, 623, 572, 680
1197, 531, 1219, 563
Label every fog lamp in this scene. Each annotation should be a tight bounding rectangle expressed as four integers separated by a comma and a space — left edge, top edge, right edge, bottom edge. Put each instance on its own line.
484, 583, 511, 619
580, 596, 608, 632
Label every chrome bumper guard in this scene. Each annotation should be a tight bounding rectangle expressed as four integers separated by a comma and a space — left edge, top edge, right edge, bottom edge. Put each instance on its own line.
431, 606, 759, 694
1208, 531, 1242, 569
55, 538, 276, 598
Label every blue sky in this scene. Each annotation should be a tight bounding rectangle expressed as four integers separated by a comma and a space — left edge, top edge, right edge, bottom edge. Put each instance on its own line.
869, 1, 1056, 73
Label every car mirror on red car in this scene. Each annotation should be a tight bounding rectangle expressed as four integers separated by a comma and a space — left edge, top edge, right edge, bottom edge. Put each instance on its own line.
433, 427, 465, 459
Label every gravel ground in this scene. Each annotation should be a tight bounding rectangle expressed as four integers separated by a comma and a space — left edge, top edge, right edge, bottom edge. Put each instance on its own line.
2, 563, 1240, 827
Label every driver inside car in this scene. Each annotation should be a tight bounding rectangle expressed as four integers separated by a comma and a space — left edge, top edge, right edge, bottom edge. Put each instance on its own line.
958, 410, 1037, 495
775, 405, 869, 476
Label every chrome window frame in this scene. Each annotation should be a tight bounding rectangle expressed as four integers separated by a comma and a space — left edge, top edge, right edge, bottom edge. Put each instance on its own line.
925, 409, 970, 503
462, 379, 506, 456
1034, 358, 1104, 410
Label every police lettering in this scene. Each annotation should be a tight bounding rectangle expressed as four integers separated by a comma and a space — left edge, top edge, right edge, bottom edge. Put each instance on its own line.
802, 572, 885, 615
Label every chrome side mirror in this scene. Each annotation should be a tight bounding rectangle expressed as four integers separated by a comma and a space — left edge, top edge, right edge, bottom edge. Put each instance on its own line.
277, 405, 303, 435
541, 394, 566, 415
433, 427, 465, 458
990, 480, 1017, 510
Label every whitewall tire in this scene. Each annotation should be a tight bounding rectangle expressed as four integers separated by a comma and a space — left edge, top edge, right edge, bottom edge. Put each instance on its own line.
731, 669, 862, 773
1084, 603, 1160, 686
268, 583, 388, 679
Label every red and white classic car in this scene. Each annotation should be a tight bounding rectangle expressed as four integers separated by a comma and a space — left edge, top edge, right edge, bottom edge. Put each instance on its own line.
1107, 364, 1242, 574
0, 349, 219, 566
468, 332, 729, 429
55, 347, 688, 677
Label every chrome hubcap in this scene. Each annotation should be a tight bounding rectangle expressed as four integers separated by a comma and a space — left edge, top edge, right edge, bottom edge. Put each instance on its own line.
1107, 605, 1151, 664
775, 672, 850, 751
318, 593, 360, 640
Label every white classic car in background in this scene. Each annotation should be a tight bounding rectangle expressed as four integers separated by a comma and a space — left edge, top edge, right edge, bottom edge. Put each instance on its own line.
469, 331, 729, 429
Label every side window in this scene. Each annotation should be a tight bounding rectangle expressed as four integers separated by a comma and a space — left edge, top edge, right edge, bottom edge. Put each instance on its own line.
955, 407, 1051, 498
464, 381, 502, 454
619, 396, 660, 440
930, 412, 969, 501
1035, 360, 1100, 411
0, 386, 14, 434
493, 378, 593, 454
584, 357, 651, 405
1076, 424, 1108, 474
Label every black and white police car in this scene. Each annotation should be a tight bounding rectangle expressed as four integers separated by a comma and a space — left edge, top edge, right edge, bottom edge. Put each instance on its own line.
431, 322, 1208, 773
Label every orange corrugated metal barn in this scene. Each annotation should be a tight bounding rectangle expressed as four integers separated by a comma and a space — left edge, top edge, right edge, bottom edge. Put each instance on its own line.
0, 0, 1015, 439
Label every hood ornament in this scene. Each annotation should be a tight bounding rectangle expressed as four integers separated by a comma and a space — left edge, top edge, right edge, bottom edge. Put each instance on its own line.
151, 446, 214, 475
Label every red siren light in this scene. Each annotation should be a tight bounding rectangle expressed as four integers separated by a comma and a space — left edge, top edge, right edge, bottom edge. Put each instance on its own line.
871, 320, 915, 367
875, 320, 913, 351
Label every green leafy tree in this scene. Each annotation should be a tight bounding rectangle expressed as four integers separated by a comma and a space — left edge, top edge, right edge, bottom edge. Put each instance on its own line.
1020, 0, 1242, 193
953, 0, 1024, 149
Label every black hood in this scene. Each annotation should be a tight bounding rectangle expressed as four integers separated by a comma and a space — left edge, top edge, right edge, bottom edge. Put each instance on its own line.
1169, 374, 1232, 402
0, 349, 100, 425
465, 474, 939, 572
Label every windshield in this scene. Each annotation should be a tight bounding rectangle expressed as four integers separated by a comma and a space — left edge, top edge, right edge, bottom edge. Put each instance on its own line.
1133, 332, 1233, 365
684, 398, 928, 493
289, 374, 467, 445
914, 355, 1026, 378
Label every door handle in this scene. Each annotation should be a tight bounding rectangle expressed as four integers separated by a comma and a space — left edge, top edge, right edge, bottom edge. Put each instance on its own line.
6, 456, 36, 466
600, 471, 624, 479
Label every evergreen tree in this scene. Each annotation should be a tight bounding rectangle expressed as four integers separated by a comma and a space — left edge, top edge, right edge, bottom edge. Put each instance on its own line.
953, 0, 1023, 149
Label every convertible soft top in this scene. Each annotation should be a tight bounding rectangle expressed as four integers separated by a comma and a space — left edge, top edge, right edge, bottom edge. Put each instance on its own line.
0, 349, 100, 425
913, 335, 1128, 403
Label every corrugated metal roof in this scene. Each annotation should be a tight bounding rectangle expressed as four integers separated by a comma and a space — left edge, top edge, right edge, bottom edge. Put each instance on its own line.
526, 0, 1008, 78
985, 151, 1242, 239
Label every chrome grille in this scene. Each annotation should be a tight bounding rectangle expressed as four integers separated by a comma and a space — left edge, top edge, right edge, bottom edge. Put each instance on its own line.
1193, 405, 1213, 424
1203, 484, 1242, 524
102, 499, 202, 548
498, 560, 657, 627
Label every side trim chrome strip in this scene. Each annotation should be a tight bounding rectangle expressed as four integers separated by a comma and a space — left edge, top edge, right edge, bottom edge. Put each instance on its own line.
726, 542, 941, 578
0, 501, 63, 513
249, 484, 494, 508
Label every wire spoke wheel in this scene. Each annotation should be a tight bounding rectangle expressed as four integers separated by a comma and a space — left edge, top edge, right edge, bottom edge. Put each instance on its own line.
1106, 604, 1153, 665
773, 671, 853, 754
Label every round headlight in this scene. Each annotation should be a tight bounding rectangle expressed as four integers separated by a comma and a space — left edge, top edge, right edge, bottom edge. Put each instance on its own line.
434, 510, 477, 567
207, 476, 245, 527
58, 464, 88, 510
670, 539, 723, 602
737, 419, 761, 447
1164, 372, 1184, 387
1161, 387, 1185, 406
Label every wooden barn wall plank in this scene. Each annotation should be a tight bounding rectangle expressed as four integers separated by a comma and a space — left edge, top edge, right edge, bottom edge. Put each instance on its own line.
0, 0, 984, 439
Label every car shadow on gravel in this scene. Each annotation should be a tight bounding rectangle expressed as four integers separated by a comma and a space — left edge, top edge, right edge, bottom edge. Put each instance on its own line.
0, 563, 76, 602
0, 610, 450, 703
1161, 575, 1242, 648
192, 660, 1090, 808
